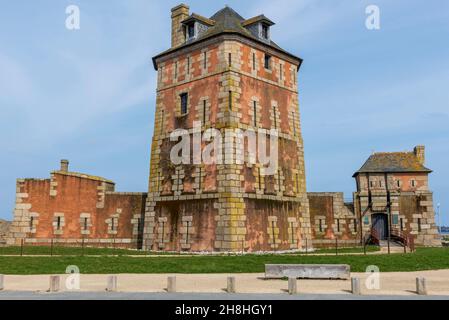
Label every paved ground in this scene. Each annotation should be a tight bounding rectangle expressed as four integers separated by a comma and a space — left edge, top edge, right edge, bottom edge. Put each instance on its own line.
1, 269, 449, 296
1, 291, 449, 300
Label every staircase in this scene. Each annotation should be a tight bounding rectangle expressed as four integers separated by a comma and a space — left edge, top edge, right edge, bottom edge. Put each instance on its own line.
379, 240, 406, 253
364, 227, 414, 253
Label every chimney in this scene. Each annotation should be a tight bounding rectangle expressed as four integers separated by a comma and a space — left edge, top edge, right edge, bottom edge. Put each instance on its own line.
60, 159, 69, 172
414, 145, 425, 165
171, 4, 189, 48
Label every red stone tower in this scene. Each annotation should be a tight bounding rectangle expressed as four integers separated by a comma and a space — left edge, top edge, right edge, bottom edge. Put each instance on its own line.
143, 4, 312, 252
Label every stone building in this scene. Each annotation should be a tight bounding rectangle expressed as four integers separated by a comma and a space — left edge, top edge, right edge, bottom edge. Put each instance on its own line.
6, 5, 441, 251
352, 146, 440, 247
7, 160, 147, 248
143, 4, 310, 252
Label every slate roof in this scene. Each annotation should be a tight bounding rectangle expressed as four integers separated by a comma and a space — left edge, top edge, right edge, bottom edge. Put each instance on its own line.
353, 152, 432, 177
153, 6, 302, 69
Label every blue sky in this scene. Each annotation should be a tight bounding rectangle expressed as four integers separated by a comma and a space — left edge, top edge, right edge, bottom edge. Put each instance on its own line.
1, 1, 448, 225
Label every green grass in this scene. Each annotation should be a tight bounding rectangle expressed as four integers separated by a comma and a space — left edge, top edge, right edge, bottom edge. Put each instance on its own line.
0, 245, 379, 256
0, 247, 447, 275
0, 246, 148, 256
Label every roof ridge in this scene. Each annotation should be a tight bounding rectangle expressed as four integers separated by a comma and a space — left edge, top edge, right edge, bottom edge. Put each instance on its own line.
210, 5, 245, 21
372, 151, 413, 155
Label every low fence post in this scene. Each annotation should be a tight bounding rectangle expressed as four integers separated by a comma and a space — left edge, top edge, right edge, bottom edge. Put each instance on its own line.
0, 274, 4, 291
416, 277, 427, 295
106, 275, 118, 292
20, 239, 24, 256
227, 276, 236, 293
167, 276, 176, 293
351, 277, 361, 295
49, 275, 60, 292
288, 277, 297, 295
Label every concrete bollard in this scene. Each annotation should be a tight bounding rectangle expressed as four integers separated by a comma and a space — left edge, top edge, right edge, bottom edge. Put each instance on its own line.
106, 275, 118, 292
351, 277, 361, 295
416, 277, 427, 295
49, 275, 60, 292
227, 276, 236, 293
288, 277, 297, 295
167, 276, 176, 293
0, 274, 4, 291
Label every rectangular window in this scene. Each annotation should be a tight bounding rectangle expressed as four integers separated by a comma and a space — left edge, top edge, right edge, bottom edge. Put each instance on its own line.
111, 218, 115, 231
258, 167, 262, 189
159, 66, 163, 83
277, 169, 281, 191
84, 217, 88, 230
336, 219, 340, 232
228, 91, 232, 111
319, 219, 323, 232
57, 216, 61, 230
262, 24, 269, 39
160, 109, 165, 134
252, 53, 256, 70
292, 111, 296, 136
174, 61, 178, 80
29, 216, 34, 229
228, 53, 232, 67
280, 64, 283, 80
400, 218, 404, 231
264, 54, 271, 69
203, 52, 207, 69
253, 101, 257, 127
187, 23, 195, 39
187, 57, 190, 75
364, 216, 370, 225
180, 93, 188, 115
203, 100, 207, 123
392, 214, 399, 225
418, 218, 422, 232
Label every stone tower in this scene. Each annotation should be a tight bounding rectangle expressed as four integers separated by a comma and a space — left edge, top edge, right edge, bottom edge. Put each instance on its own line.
143, 4, 312, 252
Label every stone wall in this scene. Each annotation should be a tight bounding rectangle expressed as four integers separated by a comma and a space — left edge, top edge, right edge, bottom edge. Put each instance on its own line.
145, 33, 309, 252
7, 171, 147, 248
308, 193, 359, 248
0, 219, 11, 245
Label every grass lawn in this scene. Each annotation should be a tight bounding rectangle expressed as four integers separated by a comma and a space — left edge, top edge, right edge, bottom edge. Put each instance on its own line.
0, 247, 447, 275
0, 245, 379, 256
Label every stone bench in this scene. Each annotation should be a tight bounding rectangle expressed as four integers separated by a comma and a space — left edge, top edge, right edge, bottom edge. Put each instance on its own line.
265, 264, 350, 280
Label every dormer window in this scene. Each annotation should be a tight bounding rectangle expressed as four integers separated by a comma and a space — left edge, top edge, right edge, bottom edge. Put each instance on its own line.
187, 23, 195, 40
262, 24, 269, 39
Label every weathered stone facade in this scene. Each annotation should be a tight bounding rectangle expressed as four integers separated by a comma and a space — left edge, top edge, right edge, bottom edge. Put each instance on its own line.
7, 160, 147, 248
143, 5, 311, 252
352, 146, 440, 246
6, 5, 441, 251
